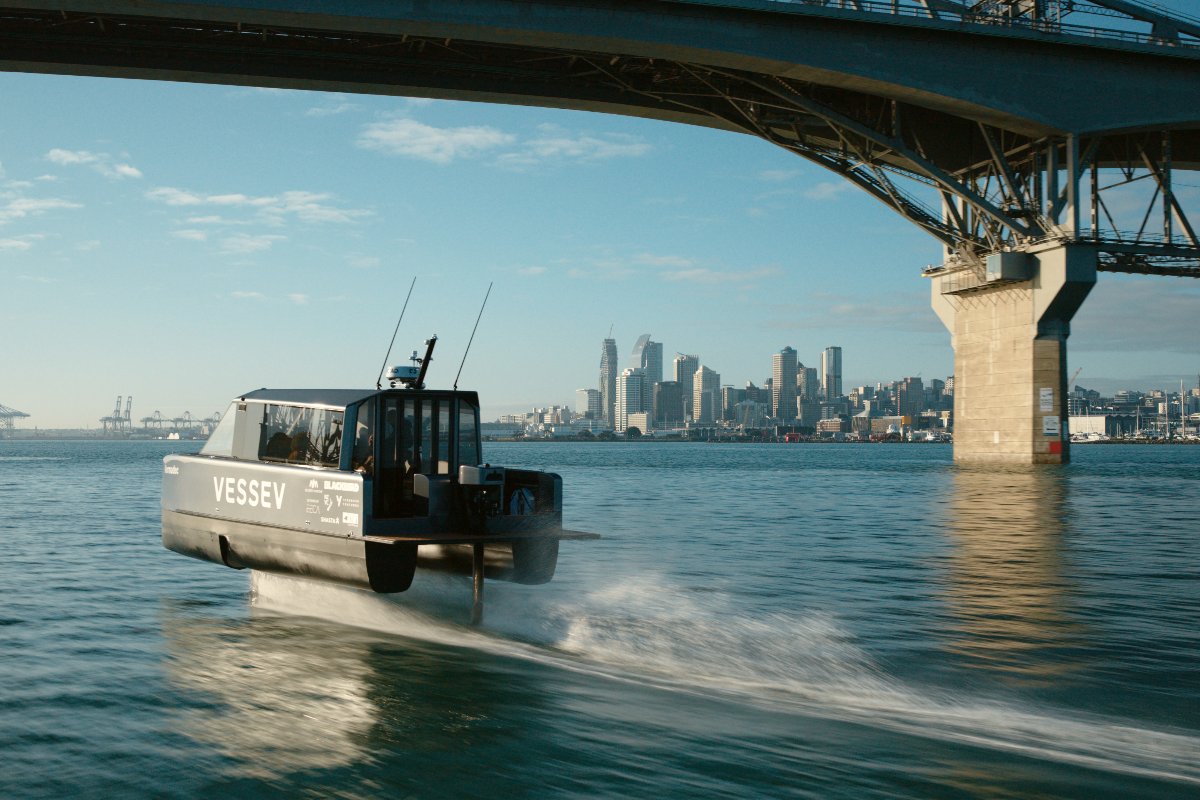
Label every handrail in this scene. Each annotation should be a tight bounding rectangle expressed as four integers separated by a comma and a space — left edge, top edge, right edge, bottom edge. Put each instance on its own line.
662, 0, 1200, 52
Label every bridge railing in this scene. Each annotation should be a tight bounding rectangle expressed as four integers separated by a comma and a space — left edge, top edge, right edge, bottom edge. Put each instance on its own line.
679, 0, 1200, 52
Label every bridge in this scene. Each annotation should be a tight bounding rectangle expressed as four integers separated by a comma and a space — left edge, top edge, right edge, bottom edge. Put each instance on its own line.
2, 0, 1196, 463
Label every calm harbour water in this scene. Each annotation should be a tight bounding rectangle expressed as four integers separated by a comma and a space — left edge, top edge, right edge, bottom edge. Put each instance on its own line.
0, 439, 1197, 798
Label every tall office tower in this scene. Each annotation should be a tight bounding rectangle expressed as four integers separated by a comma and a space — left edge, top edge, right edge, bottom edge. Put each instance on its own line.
821, 346, 843, 400
614, 367, 646, 433
896, 376, 925, 418
772, 346, 798, 421
799, 367, 819, 401
632, 335, 663, 414
693, 365, 721, 424
721, 385, 745, 422
674, 353, 699, 421
654, 381, 683, 428
599, 337, 618, 427
575, 388, 601, 419
797, 365, 821, 427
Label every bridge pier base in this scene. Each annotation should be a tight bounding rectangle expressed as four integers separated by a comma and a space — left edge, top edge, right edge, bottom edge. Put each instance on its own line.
931, 245, 1097, 465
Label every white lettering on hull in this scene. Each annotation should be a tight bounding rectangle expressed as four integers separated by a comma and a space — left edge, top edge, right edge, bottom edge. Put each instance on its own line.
212, 476, 287, 510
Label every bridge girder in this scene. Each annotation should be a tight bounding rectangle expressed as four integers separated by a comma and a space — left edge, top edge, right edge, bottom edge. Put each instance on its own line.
0, 1, 1197, 275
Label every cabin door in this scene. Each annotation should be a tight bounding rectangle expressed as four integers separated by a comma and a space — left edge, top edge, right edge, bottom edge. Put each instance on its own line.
374, 396, 451, 518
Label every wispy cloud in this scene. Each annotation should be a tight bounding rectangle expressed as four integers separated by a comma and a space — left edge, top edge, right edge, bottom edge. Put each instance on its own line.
45, 148, 143, 180
496, 125, 651, 168
804, 181, 852, 201
172, 229, 208, 242
220, 233, 286, 254
231, 290, 266, 300
147, 187, 369, 227
760, 169, 800, 182
305, 100, 359, 118
634, 253, 694, 268
0, 195, 82, 224
1073, 279, 1200, 353
517, 265, 547, 276
356, 117, 651, 168
288, 293, 310, 305
0, 236, 36, 251
764, 290, 943, 334
356, 118, 514, 164
660, 266, 780, 284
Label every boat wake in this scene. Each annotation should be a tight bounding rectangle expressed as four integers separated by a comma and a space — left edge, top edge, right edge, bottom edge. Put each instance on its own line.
251, 570, 1200, 787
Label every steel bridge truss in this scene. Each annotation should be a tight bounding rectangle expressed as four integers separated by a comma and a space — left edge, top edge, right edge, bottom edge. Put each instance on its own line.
1, 7, 1197, 278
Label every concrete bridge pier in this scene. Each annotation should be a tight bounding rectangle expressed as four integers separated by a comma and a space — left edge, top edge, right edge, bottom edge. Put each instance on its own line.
931, 245, 1097, 465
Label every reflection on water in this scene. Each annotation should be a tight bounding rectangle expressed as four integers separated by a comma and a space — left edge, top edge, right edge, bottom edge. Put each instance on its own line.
160, 602, 380, 779
941, 467, 1085, 683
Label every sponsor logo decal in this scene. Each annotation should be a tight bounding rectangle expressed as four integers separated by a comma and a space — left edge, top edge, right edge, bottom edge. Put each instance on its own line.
323, 480, 359, 493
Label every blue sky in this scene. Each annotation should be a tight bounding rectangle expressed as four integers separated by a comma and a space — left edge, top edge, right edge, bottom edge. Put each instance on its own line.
0, 42, 1197, 427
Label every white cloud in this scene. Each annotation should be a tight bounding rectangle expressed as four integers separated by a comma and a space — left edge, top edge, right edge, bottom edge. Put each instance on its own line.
288, 293, 310, 305
46, 148, 99, 166
231, 290, 265, 299
45, 148, 143, 180
760, 169, 800, 182
306, 101, 358, 117
517, 266, 547, 276
0, 237, 34, 251
0, 196, 82, 224
634, 253, 694, 268
357, 118, 514, 163
347, 254, 380, 269
804, 181, 851, 201
172, 229, 208, 242
220, 233, 285, 254
660, 266, 780, 284
1073, 279, 1200, 353
497, 127, 651, 168
148, 187, 368, 226
76, 240, 100, 251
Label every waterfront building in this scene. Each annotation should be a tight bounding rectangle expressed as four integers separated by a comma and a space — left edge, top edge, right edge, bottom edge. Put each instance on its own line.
821, 346, 843, 400
615, 367, 646, 433
599, 337, 618, 428
673, 353, 699, 421
734, 399, 767, 429
721, 385, 745, 422
575, 388, 601, 420
772, 346, 798, 421
632, 335, 664, 417
693, 365, 721, 425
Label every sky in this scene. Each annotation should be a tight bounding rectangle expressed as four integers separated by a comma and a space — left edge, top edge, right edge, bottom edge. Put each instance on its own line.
1, 8, 1198, 427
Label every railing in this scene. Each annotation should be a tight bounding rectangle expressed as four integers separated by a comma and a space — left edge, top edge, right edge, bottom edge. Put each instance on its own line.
669, 0, 1200, 52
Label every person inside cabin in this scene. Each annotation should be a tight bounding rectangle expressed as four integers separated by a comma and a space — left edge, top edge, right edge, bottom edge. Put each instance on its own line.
288, 431, 311, 464
265, 430, 291, 460
353, 434, 374, 476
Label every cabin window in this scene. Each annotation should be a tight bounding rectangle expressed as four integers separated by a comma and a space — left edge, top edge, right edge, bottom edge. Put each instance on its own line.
200, 402, 239, 457
437, 403, 451, 475
458, 403, 480, 467
258, 405, 343, 468
350, 400, 375, 474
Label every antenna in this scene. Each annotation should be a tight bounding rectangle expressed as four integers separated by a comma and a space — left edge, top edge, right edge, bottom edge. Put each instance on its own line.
376, 277, 417, 389
608, 323, 613, 338
454, 282, 493, 391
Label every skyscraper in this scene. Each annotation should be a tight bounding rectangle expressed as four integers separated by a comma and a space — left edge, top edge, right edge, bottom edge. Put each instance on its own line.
693, 365, 721, 425
772, 346, 798, 421
821, 346, 843, 400
575, 388, 601, 419
632, 335, 663, 415
674, 353, 699, 421
599, 337, 618, 428
615, 367, 646, 433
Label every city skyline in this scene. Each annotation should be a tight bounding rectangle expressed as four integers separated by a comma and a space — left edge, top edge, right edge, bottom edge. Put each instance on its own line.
0, 62, 1197, 427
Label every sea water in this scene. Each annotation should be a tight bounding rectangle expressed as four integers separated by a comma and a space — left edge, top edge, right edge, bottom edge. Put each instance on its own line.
0, 439, 1196, 798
